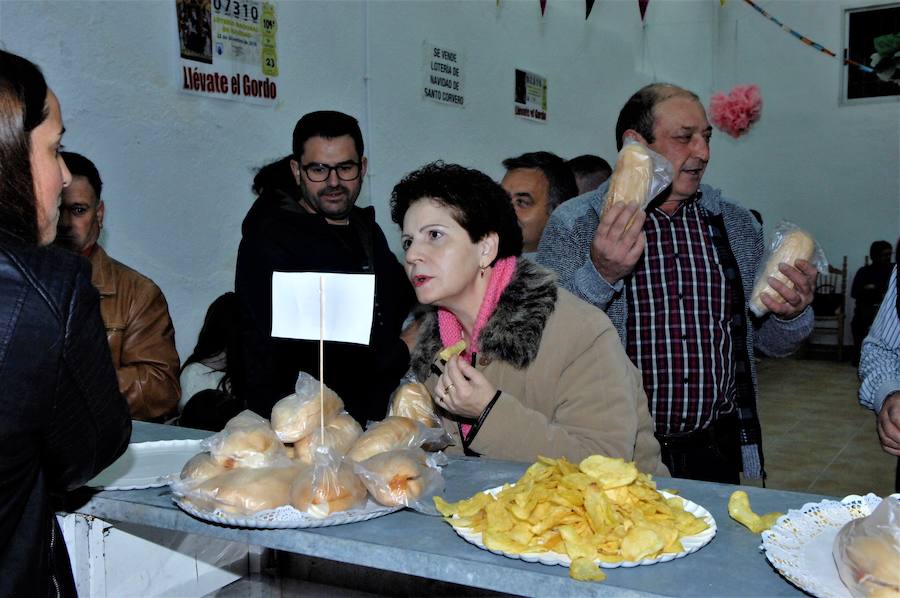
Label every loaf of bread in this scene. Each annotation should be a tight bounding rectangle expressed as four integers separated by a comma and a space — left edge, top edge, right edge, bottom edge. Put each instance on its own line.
185, 465, 306, 515
354, 449, 429, 507
271, 388, 344, 443
346, 416, 421, 463
180, 452, 228, 484
290, 462, 368, 517
833, 498, 900, 598
292, 412, 363, 464
388, 383, 440, 428
749, 229, 815, 317
209, 410, 286, 469
600, 142, 653, 229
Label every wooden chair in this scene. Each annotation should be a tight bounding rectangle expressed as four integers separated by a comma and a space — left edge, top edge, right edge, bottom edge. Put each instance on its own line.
811, 255, 848, 360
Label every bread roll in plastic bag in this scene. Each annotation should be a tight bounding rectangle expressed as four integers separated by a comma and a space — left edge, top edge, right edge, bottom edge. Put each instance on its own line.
271, 372, 344, 443
749, 221, 828, 317
292, 412, 363, 464
172, 465, 307, 516
180, 452, 228, 484
346, 416, 447, 463
388, 382, 441, 428
203, 410, 289, 469
353, 448, 446, 513
387, 378, 452, 451
600, 139, 674, 229
833, 496, 900, 598
289, 451, 367, 517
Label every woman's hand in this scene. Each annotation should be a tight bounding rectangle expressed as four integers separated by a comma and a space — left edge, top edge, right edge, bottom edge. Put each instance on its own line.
435, 356, 495, 419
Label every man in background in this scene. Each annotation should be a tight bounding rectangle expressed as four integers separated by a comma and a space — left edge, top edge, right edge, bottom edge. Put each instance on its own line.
500, 151, 577, 259
566, 154, 612, 195
56, 152, 180, 421
235, 111, 415, 425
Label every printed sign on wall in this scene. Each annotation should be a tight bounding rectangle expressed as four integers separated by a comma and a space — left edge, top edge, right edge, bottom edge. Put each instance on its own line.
514, 68, 547, 122
422, 41, 465, 107
176, 0, 279, 104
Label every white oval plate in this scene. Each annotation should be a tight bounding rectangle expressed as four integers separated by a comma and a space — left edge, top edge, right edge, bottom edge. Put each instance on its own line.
761, 493, 899, 598
87, 439, 205, 490
451, 487, 716, 568
174, 497, 402, 529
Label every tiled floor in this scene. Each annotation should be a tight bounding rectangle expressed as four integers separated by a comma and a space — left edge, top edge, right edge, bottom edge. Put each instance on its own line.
757, 354, 896, 498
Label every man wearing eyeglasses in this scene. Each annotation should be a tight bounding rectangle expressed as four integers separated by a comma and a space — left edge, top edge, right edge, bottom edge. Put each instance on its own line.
235, 111, 416, 426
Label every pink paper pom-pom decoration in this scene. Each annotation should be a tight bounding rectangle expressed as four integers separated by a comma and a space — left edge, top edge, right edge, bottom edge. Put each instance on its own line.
709, 84, 763, 139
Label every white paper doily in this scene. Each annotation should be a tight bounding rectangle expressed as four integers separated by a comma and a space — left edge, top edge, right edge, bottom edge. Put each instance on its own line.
451, 487, 716, 569
87, 439, 205, 490
761, 493, 899, 598
174, 496, 402, 529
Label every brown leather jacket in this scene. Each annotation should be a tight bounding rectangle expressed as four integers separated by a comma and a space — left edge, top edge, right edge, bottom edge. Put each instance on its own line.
89, 244, 180, 420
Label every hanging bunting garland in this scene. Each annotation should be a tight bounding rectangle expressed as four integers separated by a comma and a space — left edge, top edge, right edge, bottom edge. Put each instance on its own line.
540, 0, 547, 16
638, 0, 649, 22
739, 0, 874, 74
586, 0, 596, 20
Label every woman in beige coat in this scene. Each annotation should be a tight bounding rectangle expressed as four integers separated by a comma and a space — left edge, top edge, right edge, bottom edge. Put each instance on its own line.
391, 162, 665, 475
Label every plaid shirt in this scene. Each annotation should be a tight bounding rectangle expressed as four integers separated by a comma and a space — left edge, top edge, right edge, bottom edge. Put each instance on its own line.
537, 181, 816, 478
625, 199, 736, 434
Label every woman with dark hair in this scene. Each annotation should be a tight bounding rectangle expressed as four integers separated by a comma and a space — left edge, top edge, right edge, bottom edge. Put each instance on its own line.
178, 292, 244, 430
392, 162, 665, 473
0, 50, 131, 595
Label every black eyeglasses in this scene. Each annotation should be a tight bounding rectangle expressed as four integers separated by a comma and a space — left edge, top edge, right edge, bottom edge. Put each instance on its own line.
300, 161, 361, 182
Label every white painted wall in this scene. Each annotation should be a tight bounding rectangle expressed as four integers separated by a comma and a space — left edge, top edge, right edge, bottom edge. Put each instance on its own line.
2, 0, 897, 359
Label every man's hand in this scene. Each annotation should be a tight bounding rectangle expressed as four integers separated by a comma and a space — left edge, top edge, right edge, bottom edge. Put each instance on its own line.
877, 392, 900, 456
761, 259, 818, 319
590, 202, 646, 285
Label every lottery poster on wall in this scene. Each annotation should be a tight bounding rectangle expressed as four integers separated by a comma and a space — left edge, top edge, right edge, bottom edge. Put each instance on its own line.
176, 0, 279, 104
422, 41, 465, 107
513, 68, 547, 122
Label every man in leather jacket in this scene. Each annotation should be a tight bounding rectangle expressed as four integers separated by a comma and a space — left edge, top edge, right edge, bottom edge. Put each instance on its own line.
56, 152, 180, 421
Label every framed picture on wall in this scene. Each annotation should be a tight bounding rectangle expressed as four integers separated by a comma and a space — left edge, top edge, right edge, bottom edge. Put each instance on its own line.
841, 2, 900, 104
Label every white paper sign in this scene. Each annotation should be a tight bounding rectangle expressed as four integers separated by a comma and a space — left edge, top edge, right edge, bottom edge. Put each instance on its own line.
422, 41, 465, 107
270, 272, 375, 345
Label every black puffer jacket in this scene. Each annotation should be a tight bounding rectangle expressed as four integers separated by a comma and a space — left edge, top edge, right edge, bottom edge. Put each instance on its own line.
0, 236, 131, 597
235, 189, 415, 425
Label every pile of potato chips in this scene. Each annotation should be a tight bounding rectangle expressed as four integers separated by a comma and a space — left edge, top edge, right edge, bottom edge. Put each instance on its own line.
435, 455, 710, 582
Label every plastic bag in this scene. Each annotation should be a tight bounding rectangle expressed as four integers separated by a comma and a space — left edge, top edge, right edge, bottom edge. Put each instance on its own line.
600, 139, 674, 227
291, 412, 363, 464
353, 448, 445, 514
833, 496, 900, 597
179, 452, 228, 484
289, 450, 368, 518
749, 220, 828, 317
387, 382, 442, 429
346, 416, 449, 463
202, 410, 290, 469
171, 465, 307, 516
271, 372, 344, 443
388, 374, 453, 452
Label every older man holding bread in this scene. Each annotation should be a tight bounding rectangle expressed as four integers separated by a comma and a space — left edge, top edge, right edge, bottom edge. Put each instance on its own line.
538, 83, 817, 484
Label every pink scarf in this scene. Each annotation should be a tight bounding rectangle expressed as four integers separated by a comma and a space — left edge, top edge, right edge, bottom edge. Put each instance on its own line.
437, 256, 517, 439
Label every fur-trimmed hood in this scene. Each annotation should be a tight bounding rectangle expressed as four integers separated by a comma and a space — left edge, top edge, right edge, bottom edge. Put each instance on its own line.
411, 259, 558, 380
